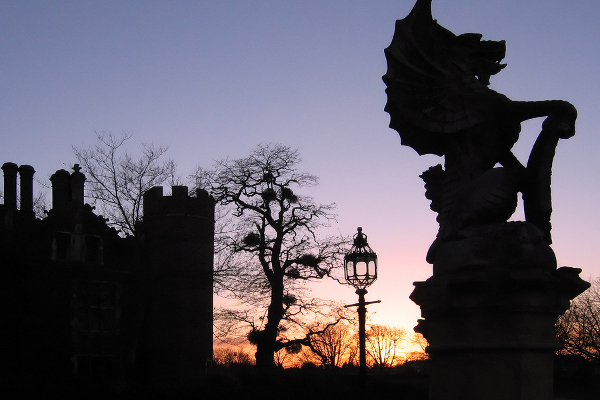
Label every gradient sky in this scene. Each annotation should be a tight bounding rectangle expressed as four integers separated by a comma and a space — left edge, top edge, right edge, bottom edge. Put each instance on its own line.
2, 0, 599, 331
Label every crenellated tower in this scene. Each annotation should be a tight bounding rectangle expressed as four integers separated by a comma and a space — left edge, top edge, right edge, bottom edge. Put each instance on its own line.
1, 162, 215, 392
141, 185, 215, 387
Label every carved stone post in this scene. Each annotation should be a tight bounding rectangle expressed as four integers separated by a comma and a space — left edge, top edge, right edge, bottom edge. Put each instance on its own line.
382, 1, 589, 398
410, 223, 589, 400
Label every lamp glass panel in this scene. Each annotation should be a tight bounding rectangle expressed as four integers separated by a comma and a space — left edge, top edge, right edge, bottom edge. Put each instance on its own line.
355, 260, 368, 277
344, 260, 354, 279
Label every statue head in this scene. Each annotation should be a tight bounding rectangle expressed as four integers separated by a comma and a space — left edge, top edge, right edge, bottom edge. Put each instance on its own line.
454, 33, 507, 85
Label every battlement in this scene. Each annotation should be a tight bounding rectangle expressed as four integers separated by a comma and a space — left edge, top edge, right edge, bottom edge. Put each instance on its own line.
143, 185, 215, 220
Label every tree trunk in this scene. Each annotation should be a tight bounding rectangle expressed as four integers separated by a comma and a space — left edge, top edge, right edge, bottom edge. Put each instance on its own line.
254, 279, 285, 370
254, 340, 276, 370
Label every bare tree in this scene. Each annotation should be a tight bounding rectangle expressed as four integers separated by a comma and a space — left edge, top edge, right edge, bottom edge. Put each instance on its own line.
365, 325, 408, 368
195, 143, 349, 369
32, 191, 47, 219
213, 345, 254, 366
273, 344, 303, 368
72, 131, 176, 237
406, 332, 429, 362
556, 277, 600, 362
305, 320, 357, 368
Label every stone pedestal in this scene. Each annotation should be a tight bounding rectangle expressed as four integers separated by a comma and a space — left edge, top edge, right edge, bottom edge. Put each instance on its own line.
411, 222, 589, 400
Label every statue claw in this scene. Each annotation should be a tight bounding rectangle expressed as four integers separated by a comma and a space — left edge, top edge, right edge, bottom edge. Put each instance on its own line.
542, 115, 575, 139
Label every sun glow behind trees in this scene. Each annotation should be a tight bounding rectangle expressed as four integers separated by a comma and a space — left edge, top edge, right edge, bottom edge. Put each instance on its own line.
3, 1, 600, 367
214, 323, 428, 369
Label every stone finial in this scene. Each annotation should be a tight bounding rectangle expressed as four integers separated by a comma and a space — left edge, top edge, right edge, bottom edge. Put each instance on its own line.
70, 164, 86, 205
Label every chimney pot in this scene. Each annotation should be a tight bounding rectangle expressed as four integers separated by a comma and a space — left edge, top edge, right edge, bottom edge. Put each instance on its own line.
2, 162, 18, 210
18, 164, 35, 214
50, 169, 71, 211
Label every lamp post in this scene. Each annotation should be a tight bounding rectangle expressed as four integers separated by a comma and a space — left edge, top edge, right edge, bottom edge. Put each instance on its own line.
344, 227, 380, 399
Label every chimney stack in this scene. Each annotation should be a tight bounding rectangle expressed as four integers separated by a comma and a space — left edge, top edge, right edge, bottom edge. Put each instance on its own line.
50, 169, 71, 211
18, 164, 35, 214
2, 162, 18, 210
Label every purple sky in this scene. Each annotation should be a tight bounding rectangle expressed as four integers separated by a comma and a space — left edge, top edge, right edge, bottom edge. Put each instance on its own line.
2, 0, 599, 330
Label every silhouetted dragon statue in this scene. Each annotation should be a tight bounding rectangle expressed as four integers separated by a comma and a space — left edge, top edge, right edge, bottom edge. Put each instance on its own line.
383, 0, 576, 261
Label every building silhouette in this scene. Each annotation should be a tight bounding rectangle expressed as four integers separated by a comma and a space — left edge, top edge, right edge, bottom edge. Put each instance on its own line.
0, 162, 214, 393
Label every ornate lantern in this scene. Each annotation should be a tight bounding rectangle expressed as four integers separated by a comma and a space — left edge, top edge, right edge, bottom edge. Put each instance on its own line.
343, 227, 379, 399
344, 227, 378, 289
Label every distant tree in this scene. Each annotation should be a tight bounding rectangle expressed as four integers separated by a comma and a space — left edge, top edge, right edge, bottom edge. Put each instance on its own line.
213, 345, 253, 366
406, 332, 429, 362
305, 320, 357, 368
195, 143, 348, 369
556, 277, 599, 362
72, 131, 176, 237
365, 325, 408, 368
32, 190, 47, 219
273, 343, 304, 368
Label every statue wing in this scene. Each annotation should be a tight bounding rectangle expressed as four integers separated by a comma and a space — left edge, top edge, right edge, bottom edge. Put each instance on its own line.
383, 0, 498, 156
